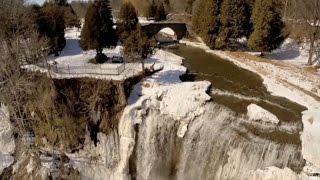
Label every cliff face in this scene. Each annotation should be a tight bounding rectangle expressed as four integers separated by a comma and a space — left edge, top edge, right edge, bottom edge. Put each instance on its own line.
0, 74, 142, 179
63, 50, 306, 180
27, 77, 131, 151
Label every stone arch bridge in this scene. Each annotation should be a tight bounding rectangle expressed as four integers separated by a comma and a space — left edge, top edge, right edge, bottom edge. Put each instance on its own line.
141, 22, 187, 40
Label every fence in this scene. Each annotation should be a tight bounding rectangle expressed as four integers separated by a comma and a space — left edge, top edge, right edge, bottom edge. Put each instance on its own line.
50, 63, 126, 75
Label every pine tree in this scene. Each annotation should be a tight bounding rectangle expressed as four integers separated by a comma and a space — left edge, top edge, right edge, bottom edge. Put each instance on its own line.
215, 0, 249, 49
155, 2, 166, 21
192, 0, 222, 47
185, 0, 195, 14
118, 1, 138, 41
146, 0, 157, 18
248, 0, 284, 52
163, 0, 171, 12
33, 2, 66, 56
63, 4, 81, 28
123, 26, 156, 73
128, 0, 149, 16
80, 0, 117, 63
245, 0, 256, 37
118, 1, 138, 34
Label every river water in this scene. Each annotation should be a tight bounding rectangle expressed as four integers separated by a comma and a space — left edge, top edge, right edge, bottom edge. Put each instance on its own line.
170, 45, 306, 124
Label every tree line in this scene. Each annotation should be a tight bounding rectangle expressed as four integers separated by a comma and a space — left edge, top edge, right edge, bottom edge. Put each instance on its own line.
192, 0, 284, 52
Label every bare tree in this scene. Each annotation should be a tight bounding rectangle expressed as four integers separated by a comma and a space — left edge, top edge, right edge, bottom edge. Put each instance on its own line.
293, 0, 320, 65
0, 0, 49, 136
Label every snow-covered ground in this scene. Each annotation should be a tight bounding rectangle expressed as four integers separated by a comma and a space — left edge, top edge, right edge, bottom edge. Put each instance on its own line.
23, 28, 161, 81
0, 104, 15, 174
181, 38, 320, 179
268, 39, 320, 67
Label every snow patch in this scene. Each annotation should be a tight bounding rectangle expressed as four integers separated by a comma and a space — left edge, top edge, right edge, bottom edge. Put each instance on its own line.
247, 104, 279, 125
301, 110, 320, 172
268, 38, 318, 67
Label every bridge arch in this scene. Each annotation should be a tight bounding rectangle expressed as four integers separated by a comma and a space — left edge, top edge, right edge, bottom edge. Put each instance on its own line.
156, 27, 178, 42
141, 22, 187, 40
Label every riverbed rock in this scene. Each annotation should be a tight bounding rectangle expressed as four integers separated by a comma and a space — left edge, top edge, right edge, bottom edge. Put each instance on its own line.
247, 104, 279, 125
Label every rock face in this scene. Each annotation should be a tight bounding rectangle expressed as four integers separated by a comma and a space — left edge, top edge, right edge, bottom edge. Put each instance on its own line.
247, 104, 279, 125
0, 104, 15, 174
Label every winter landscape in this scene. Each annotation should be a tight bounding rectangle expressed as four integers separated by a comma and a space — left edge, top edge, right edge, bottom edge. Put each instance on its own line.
0, 0, 320, 179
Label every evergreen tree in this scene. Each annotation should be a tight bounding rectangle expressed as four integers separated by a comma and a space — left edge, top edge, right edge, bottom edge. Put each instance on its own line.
128, 0, 149, 16
248, 0, 284, 52
155, 2, 167, 21
146, 0, 157, 18
80, 0, 117, 63
185, 0, 195, 14
215, 0, 249, 49
192, 0, 222, 47
245, 0, 256, 36
63, 4, 81, 28
163, 0, 171, 12
32, 2, 66, 56
123, 26, 156, 73
51, 0, 81, 28
118, 1, 138, 39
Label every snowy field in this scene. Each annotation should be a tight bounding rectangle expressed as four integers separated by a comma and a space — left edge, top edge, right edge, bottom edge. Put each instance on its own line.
268, 39, 320, 67
23, 28, 162, 81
